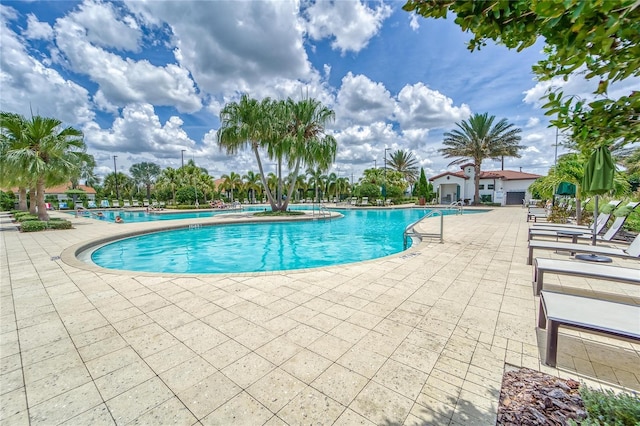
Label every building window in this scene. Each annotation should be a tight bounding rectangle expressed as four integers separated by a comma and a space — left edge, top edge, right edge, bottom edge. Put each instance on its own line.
478, 184, 484, 190
488, 184, 495, 190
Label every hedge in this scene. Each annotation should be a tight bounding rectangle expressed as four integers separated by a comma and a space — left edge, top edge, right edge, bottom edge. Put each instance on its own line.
48, 220, 72, 230
16, 214, 39, 222
20, 221, 47, 232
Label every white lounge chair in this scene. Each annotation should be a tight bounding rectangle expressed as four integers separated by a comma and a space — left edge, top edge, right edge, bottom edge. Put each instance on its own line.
112, 200, 120, 208
538, 291, 640, 367
360, 197, 368, 206
527, 233, 640, 265
87, 200, 97, 209
123, 200, 131, 208
350, 198, 357, 206
100, 199, 110, 208
132, 200, 140, 207
530, 199, 622, 230
533, 258, 640, 295
529, 207, 638, 244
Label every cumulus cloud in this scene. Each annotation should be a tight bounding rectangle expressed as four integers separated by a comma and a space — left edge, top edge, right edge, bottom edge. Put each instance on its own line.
394, 82, 471, 130
526, 117, 540, 128
24, 14, 53, 40
83, 103, 196, 156
0, 8, 94, 125
127, 0, 313, 95
304, 0, 392, 54
70, 0, 141, 51
336, 72, 395, 125
52, 3, 201, 113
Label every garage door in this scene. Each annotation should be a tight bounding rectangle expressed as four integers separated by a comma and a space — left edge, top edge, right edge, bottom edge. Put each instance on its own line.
506, 191, 525, 205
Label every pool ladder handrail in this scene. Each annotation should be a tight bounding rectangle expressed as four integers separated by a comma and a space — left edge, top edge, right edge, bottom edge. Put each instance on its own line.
311, 203, 331, 220
403, 209, 444, 248
447, 200, 464, 215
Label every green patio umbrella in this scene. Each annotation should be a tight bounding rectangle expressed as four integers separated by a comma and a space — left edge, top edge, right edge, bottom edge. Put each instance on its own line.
581, 146, 615, 246
555, 182, 576, 196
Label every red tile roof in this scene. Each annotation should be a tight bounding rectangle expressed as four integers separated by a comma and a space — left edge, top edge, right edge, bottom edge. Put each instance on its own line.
430, 169, 541, 181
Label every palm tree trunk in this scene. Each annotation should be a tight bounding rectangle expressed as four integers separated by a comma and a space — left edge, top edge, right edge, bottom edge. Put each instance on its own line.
29, 187, 37, 215
36, 178, 49, 221
18, 187, 27, 211
253, 144, 277, 210
282, 158, 301, 211
474, 163, 481, 205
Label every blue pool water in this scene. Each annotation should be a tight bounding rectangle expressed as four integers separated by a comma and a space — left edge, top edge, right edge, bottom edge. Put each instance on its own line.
90, 208, 485, 274
72, 207, 254, 222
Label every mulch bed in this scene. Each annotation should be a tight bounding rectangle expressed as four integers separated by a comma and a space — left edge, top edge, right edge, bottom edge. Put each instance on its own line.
497, 366, 588, 425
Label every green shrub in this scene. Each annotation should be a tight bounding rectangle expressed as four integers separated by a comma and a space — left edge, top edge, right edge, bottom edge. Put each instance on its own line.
569, 387, 640, 426
20, 221, 47, 232
16, 214, 38, 222
48, 220, 72, 230
0, 191, 16, 211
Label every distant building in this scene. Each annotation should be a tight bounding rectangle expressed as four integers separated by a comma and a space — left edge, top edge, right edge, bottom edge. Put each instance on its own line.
429, 163, 541, 206
5, 183, 97, 204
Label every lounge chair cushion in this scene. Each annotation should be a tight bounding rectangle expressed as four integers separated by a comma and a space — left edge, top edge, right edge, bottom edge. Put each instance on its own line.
533, 258, 640, 295
538, 291, 640, 367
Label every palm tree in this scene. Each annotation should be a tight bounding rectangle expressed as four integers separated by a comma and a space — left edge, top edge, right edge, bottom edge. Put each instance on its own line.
218, 95, 337, 211
1, 113, 86, 220
388, 150, 419, 192
306, 167, 327, 203
325, 172, 337, 202
335, 177, 350, 201
220, 172, 242, 202
439, 113, 523, 205
243, 170, 261, 203
157, 167, 181, 204
130, 162, 161, 200
218, 95, 276, 207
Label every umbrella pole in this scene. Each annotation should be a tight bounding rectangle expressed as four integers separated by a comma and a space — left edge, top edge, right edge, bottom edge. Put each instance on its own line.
592, 196, 598, 246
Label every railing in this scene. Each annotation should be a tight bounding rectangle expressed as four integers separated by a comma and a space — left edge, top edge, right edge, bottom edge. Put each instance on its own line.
403, 209, 444, 248
447, 200, 464, 215
311, 203, 331, 220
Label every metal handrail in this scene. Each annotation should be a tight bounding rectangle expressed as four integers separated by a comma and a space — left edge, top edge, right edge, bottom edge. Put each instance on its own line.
403, 209, 444, 248
447, 201, 464, 215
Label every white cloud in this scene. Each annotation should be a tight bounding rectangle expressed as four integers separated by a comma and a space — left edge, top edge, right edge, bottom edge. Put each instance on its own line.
408, 14, 420, 31
304, 0, 392, 54
24, 14, 53, 40
0, 9, 94, 125
526, 117, 540, 128
127, 0, 313, 96
53, 14, 201, 113
70, 0, 141, 51
83, 103, 196, 156
336, 72, 395, 125
394, 83, 471, 130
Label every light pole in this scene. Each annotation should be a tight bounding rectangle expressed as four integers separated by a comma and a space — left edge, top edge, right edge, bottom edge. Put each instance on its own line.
113, 155, 119, 200
192, 154, 198, 208
383, 148, 390, 203
181, 149, 186, 168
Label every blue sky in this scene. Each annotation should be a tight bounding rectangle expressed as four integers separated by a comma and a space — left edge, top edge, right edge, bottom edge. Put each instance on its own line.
2, 0, 581, 182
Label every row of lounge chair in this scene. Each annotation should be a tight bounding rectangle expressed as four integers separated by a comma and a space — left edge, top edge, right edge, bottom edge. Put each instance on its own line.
528, 200, 640, 367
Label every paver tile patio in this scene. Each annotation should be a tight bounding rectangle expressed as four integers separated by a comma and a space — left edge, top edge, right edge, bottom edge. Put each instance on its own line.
1, 207, 639, 424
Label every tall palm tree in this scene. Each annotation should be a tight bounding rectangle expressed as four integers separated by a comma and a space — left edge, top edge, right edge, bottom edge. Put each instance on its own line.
306, 167, 327, 203
335, 177, 350, 201
325, 172, 337, 202
243, 170, 261, 203
279, 97, 337, 210
387, 150, 419, 191
129, 162, 161, 200
157, 167, 181, 204
218, 95, 276, 207
218, 95, 337, 211
1, 113, 86, 220
220, 172, 242, 202
439, 113, 523, 205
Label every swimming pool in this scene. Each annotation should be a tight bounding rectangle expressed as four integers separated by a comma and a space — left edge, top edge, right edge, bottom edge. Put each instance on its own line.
89, 208, 485, 274
72, 207, 249, 222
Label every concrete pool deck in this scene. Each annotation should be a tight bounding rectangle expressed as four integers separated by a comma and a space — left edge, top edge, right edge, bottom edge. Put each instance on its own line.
1, 207, 638, 425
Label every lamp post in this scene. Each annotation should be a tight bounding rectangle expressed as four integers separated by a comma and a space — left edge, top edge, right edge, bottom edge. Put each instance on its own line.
383, 148, 390, 203
181, 149, 186, 168
113, 155, 119, 200
192, 154, 198, 208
